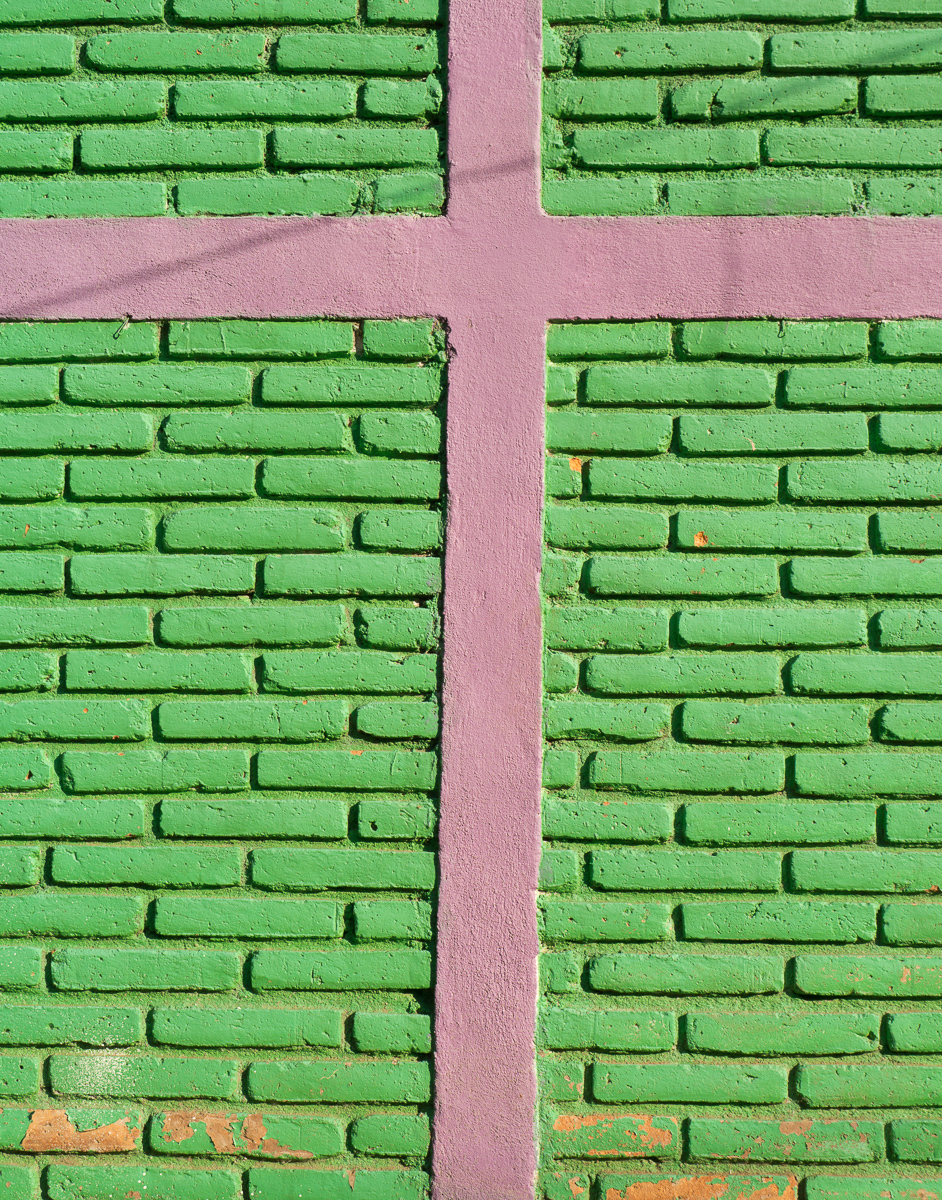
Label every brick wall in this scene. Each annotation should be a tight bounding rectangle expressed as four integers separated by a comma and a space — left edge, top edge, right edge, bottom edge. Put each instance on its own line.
542, 2, 942, 216
0, 317, 442, 1200
541, 319, 942, 1198
0, 0, 444, 217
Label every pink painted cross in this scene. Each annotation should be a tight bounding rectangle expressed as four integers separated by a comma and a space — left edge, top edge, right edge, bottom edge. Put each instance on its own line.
6, 3, 942, 1196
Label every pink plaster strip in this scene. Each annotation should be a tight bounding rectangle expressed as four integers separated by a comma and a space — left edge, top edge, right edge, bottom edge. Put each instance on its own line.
6, 2, 942, 1199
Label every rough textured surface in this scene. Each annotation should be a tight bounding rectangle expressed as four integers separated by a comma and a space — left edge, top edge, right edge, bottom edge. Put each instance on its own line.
542, 6, 942, 215
0, 316, 442, 1199
0, 3, 444, 216
541, 318, 942, 1199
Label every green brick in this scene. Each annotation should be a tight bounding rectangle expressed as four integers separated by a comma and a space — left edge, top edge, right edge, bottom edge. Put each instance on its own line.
47, 1166, 238, 1200
0, 748, 49, 788
163, 508, 344, 553
867, 75, 942, 118
265, 461, 438, 504
548, 412, 671, 455
880, 610, 942, 649
272, 126, 436, 168
66, 650, 251, 692
553, 796, 671, 842
251, 948, 430, 990
0, 0, 161, 17
878, 320, 942, 361
0, 554, 61, 593
350, 1114, 429, 1157
262, 650, 435, 694
265, 554, 441, 598
160, 797, 346, 840
0, 34, 73, 74
682, 700, 868, 745
51, 949, 239, 992
587, 555, 778, 598
790, 558, 942, 599
0, 848, 37, 887
357, 413, 440, 458
0, 131, 69, 173
792, 849, 942, 894
70, 458, 253, 501
683, 900, 875, 943
590, 459, 778, 502
673, 175, 848, 216
362, 320, 437, 363
61, 748, 249, 793
889, 1120, 942, 1162
887, 1014, 942, 1052
594, 1062, 787, 1104
878, 511, 942, 552
540, 1060, 584, 1101
797, 1063, 942, 1108
0, 652, 54, 691
546, 456, 582, 499
246, 1059, 429, 1103
373, 171, 444, 213
886, 803, 942, 845
158, 699, 345, 742
540, 1008, 674, 1051
669, 0, 852, 15
0, 948, 39, 991
589, 952, 780, 995
790, 653, 942, 697
547, 1111, 679, 1159
544, 0, 655, 16
796, 955, 942, 998
585, 364, 775, 407
545, 700, 668, 742
352, 1012, 431, 1053
767, 125, 942, 169
257, 748, 435, 791
687, 1014, 878, 1058
65, 364, 251, 406
363, 78, 440, 118
542, 900, 671, 942
769, 30, 942, 72
590, 848, 780, 892
0, 894, 142, 938
0, 81, 164, 123
543, 177, 658, 215
690, 1118, 881, 1164
679, 412, 867, 454
51, 1054, 238, 1100
87, 32, 266, 73
681, 321, 866, 362
547, 322, 668, 362
586, 653, 778, 696
176, 0, 356, 21
247, 1169, 427, 1200
879, 413, 942, 452
356, 701, 439, 739
52, 846, 239, 888
677, 510, 867, 553
546, 79, 659, 121
544, 607, 666, 652
588, 750, 784, 794
0, 366, 56, 405
169, 320, 350, 363
158, 606, 343, 648
368, 0, 441, 18
152, 1008, 341, 1049
0, 1059, 39, 1096
165, 412, 347, 453
71, 555, 253, 598
575, 127, 759, 170
0, 797, 144, 840
0, 179, 167, 218
262, 364, 440, 406
276, 32, 439, 73
356, 798, 436, 839
579, 32, 762, 73
81, 127, 263, 171
155, 896, 339, 939
358, 510, 440, 552
672, 76, 856, 121
546, 507, 666, 551
356, 606, 438, 650
177, 174, 358, 217
683, 801, 874, 845
879, 702, 942, 742
0, 508, 152, 551
540, 846, 579, 891
0, 698, 149, 742
883, 904, 942, 946
786, 366, 942, 408
252, 847, 435, 891
354, 898, 431, 940
870, 177, 942, 215
150, 1111, 343, 1158
0, 1006, 140, 1046
866, 0, 942, 10
795, 752, 942, 798
0, 322, 156, 363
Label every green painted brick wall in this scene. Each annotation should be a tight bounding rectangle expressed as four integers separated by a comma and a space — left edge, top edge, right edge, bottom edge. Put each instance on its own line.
540, 319, 942, 1199
0, 1, 444, 217
542, 3, 942, 215
0, 316, 443, 1200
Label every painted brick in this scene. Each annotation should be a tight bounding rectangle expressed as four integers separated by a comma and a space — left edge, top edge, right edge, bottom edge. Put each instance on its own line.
579, 32, 762, 72
796, 1063, 942, 1108
575, 126, 759, 169
65, 364, 251, 406
594, 1063, 788, 1104
157, 699, 347, 741
86, 32, 266, 73
682, 900, 876, 943
886, 1014, 942, 1052
590, 848, 781, 891
681, 700, 869, 745
65, 651, 253, 692
790, 653, 942, 695
264, 553, 441, 597
0, 698, 150, 741
543, 800, 672, 843
547, 411, 672, 453
586, 364, 775, 407
786, 367, 942, 408
351, 1013, 431, 1053
683, 802, 875, 845
262, 650, 435, 693
679, 413, 867, 455
589, 954, 784, 995
50, 1055, 238, 1100
70, 554, 254, 598
882, 904, 942, 946
794, 956, 942, 998
252, 847, 435, 890
247, 1169, 427, 1199
676, 510, 867, 553
61, 748, 250, 793
162, 508, 345, 552
677, 608, 866, 649
276, 32, 440, 73
174, 0, 357, 19
794, 752, 942, 797
879, 609, 942, 649
46, 1166, 238, 1200
688, 1118, 883, 1162
157, 606, 345, 648
879, 413, 942, 452
792, 850, 942, 892
50, 949, 239, 994
51, 846, 239, 888
160, 798, 347, 840
672, 76, 857, 121
586, 653, 779, 695
544, 607, 666, 651
246, 1060, 430, 1103
687, 1014, 879, 1057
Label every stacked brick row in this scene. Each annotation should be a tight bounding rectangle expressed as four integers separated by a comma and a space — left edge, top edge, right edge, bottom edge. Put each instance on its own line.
542, 0, 942, 216
0, 318, 442, 1200
0, 0, 443, 217
541, 319, 942, 1199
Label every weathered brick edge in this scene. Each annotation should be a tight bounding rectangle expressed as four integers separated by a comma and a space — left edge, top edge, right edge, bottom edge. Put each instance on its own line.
3, 6, 942, 1200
